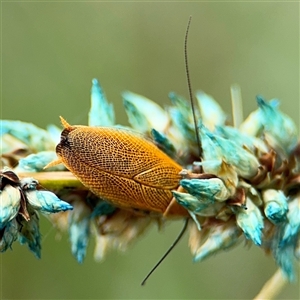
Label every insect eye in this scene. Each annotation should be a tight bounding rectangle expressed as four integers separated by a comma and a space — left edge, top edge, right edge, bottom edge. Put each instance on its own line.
57, 128, 72, 152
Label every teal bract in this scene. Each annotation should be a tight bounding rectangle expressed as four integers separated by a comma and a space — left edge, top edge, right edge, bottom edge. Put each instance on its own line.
17, 151, 65, 172
68, 199, 91, 264
262, 189, 288, 224
18, 208, 41, 258
89, 79, 115, 126
123, 91, 169, 133
235, 198, 264, 246
0, 184, 21, 229
257, 96, 298, 155
196, 90, 227, 131
0, 120, 56, 152
190, 220, 242, 262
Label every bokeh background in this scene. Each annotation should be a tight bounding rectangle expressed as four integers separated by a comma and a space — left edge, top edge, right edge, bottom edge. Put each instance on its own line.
1, 1, 299, 299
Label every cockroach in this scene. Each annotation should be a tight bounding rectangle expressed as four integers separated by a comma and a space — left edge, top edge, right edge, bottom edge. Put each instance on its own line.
47, 117, 188, 218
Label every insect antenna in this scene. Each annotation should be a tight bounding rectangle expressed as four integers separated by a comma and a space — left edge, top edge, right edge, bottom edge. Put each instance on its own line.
185, 15, 202, 158
141, 16, 201, 286
141, 218, 189, 286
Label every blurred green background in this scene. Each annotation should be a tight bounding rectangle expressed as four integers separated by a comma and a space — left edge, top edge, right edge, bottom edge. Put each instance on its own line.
1, 1, 299, 299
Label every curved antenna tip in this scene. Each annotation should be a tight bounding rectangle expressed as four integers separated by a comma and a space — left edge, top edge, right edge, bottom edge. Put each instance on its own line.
140, 218, 189, 286
184, 15, 202, 159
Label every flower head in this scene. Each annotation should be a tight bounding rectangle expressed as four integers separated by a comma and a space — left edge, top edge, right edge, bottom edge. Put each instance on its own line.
1, 79, 299, 285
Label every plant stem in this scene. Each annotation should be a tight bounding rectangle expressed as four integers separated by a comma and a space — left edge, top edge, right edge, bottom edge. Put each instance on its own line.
18, 171, 84, 190
253, 268, 288, 300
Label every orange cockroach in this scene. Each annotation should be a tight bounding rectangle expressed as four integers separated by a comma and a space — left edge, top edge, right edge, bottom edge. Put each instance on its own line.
47, 116, 189, 218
